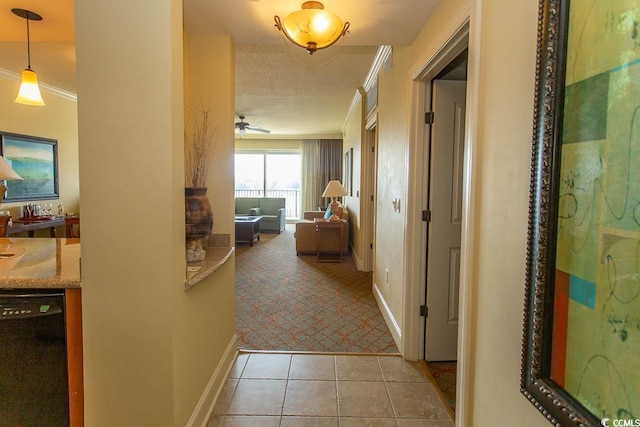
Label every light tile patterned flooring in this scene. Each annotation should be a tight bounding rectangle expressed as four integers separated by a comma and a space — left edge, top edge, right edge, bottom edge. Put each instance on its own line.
207, 352, 453, 427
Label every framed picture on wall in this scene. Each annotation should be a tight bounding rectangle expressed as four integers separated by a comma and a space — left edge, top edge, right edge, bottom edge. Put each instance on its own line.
0, 131, 59, 202
521, 0, 639, 425
344, 147, 353, 197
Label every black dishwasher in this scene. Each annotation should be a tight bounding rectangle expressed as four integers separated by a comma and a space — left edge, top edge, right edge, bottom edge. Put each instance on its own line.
0, 289, 70, 427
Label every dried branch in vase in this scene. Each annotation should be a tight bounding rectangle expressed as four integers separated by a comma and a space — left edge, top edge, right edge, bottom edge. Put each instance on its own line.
184, 105, 219, 188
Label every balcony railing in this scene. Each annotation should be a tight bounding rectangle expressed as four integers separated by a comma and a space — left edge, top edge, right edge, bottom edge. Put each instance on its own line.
234, 189, 301, 219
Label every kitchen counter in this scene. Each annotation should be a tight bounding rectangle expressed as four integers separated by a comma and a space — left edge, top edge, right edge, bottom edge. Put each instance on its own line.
0, 238, 81, 288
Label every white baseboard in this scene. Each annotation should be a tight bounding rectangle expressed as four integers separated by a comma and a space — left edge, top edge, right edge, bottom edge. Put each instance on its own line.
186, 333, 238, 427
351, 245, 364, 271
372, 283, 402, 350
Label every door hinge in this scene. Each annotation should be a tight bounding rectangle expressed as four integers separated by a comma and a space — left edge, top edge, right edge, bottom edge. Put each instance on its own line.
372, 145, 375, 153
371, 195, 374, 202
420, 305, 428, 317
370, 243, 373, 250
422, 210, 431, 222
425, 111, 435, 125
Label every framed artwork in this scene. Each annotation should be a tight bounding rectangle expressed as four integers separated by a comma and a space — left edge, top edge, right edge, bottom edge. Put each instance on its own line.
521, 0, 640, 425
344, 147, 353, 197
0, 132, 59, 201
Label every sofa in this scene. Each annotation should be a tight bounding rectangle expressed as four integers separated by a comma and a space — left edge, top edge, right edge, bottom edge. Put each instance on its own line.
294, 208, 349, 255
235, 197, 286, 233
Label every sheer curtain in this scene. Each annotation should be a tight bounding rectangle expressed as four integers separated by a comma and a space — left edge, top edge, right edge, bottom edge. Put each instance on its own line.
301, 139, 343, 213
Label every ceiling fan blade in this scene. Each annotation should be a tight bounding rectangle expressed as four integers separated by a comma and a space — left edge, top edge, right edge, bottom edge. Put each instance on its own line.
246, 126, 271, 134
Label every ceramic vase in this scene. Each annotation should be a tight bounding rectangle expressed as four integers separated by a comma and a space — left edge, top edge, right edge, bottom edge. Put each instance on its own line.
185, 187, 213, 262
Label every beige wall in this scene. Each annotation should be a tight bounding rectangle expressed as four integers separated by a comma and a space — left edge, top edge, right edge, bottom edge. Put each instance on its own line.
235, 138, 301, 151
0, 75, 80, 232
342, 95, 364, 263
185, 34, 236, 236
176, 33, 237, 424
373, 45, 412, 323
368, 0, 552, 424
76, 1, 235, 425
465, 0, 549, 423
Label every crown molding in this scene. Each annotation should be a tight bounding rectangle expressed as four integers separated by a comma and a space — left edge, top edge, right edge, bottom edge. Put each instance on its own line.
343, 45, 392, 131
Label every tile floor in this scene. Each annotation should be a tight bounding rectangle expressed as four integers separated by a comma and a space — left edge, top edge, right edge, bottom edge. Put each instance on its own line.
207, 352, 453, 427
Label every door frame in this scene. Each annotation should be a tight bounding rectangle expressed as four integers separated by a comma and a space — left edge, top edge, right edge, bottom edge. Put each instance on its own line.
401, 2, 481, 425
361, 114, 378, 272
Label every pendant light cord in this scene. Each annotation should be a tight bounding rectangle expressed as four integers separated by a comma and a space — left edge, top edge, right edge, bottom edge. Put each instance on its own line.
25, 13, 32, 69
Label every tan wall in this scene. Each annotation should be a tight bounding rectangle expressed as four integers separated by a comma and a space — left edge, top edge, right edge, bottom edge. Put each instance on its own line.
342, 95, 363, 262
235, 138, 301, 151
175, 33, 237, 425
465, 0, 549, 423
374, 45, 412, 322
76, 1, 236, 425
371, 0, 552, 424
185, 35, 236, 236
76, 0, 179, 423
0, 75, 80, 233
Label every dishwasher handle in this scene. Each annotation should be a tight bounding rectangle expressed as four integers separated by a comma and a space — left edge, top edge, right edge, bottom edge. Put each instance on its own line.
0, 291, 65, 298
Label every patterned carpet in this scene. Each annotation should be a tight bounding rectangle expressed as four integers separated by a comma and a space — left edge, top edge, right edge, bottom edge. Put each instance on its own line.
426, 361, 457, 412
235, 225, 398, 353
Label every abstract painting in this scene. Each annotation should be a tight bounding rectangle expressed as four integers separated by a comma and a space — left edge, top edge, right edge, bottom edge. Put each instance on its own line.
522, 0, 639, 425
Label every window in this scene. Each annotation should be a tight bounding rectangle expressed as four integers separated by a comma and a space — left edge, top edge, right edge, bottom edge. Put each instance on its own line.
235, 153, 301, 219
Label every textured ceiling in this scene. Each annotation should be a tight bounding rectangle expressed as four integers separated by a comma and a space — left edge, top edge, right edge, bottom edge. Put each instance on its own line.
235, 45, 378, 137
0, 0, 441, 138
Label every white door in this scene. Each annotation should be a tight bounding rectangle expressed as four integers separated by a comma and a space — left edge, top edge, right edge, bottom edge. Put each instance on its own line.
425, 80, 466, 361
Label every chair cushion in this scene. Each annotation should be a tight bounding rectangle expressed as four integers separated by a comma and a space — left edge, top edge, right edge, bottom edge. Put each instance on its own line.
259, 198, 285, 214
236, 198, 259, 214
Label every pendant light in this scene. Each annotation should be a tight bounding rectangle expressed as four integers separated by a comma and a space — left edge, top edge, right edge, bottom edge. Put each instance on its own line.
12, 8, 45, 106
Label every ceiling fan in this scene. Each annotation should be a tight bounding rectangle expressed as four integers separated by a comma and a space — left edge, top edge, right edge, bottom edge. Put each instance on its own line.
234, 115, 271, 135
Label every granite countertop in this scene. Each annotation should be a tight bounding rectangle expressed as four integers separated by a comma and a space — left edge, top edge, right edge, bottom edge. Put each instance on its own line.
0, 238, 81, 289
184, 246, 234, 291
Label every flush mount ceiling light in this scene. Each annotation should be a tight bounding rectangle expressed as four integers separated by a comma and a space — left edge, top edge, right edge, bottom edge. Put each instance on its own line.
12, 8, 45, 106
274, 1, 350, 55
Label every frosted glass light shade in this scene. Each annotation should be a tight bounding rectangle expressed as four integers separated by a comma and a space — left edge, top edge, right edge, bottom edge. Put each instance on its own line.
275, 1, 349, 54
15, 68, 45, 106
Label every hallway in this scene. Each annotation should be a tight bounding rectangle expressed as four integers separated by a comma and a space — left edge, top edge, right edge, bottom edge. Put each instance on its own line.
235, 225, 397, 353
207, 352, 453, 426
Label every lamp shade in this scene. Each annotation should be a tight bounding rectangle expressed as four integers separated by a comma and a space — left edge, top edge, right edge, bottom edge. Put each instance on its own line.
15, 68, 45, 106
275, 1, 350, 54
0, 156, 23, 181
12, 8, 45, 106
322, 180, 347, 198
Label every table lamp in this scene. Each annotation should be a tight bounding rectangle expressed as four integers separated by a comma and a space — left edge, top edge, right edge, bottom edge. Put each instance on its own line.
0, 156, 23, 208
321, 180, 347, 221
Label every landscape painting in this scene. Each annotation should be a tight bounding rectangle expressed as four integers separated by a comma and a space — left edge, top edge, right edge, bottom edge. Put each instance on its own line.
0, 132, 59, 201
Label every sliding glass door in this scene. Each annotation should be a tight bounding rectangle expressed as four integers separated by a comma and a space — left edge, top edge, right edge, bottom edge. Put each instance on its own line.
235, 153, 301, 219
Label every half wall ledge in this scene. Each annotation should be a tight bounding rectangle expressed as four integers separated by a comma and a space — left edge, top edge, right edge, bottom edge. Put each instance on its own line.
184, 233, 234, 291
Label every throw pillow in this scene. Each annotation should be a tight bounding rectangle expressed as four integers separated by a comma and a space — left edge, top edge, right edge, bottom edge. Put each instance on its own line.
323, 206, 332, 219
